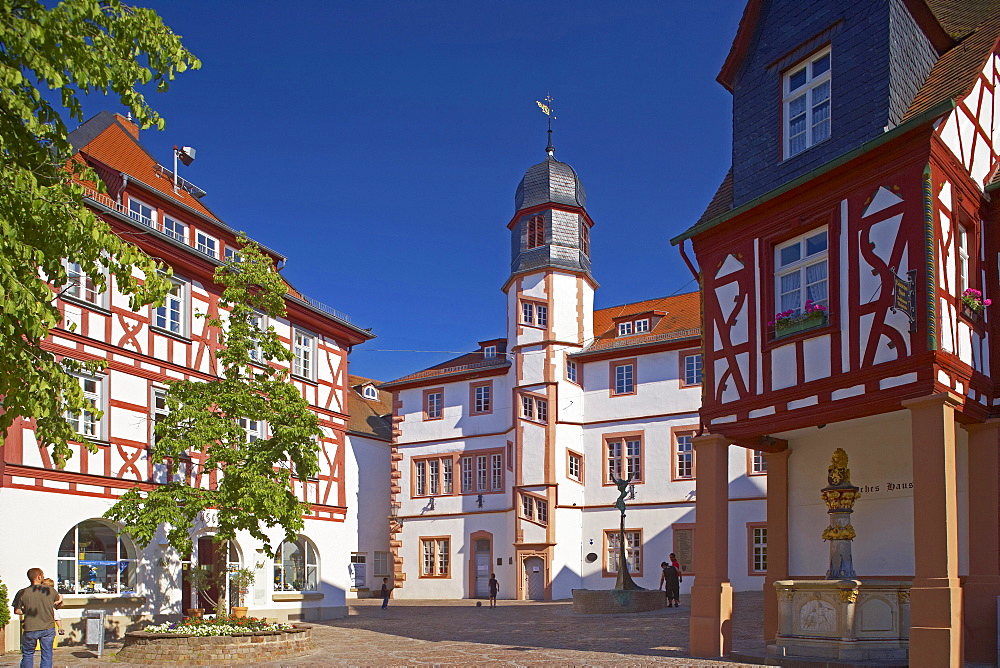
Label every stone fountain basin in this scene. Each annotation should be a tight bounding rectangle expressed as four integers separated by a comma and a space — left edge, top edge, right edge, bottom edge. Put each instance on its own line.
571, 588, 668, 614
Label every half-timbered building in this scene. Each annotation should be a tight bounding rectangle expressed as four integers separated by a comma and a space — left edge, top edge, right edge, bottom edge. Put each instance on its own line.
672, 1, 1000, 663
382, 146, 768, 602
0, 111, 375, 650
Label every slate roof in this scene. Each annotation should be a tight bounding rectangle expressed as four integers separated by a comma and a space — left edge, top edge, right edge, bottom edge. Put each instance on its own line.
692, 1, 1000, 232
576, 291, 701, 355
346, 375, 393, 441
515, 155, 587, 212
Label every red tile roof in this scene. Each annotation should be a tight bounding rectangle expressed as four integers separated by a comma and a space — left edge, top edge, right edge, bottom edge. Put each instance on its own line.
695, 170, 733, 227
903, 10, 1000, 121
75, 118, 222, 222
582, 291, 701, 354
346, 375, 393, 441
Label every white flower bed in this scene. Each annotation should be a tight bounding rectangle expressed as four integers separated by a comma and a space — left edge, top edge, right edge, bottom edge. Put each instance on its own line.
144, 620, 292, 636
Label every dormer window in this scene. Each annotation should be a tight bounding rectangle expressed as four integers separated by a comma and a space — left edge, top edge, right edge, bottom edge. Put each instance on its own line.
483, 345, 497, 359
128, 197, 155, 229
526, 215, 545, 250
618, 322, 633, 336
363, 385, 378, 400
783, 48, 831, 159
634, 319, 650, 333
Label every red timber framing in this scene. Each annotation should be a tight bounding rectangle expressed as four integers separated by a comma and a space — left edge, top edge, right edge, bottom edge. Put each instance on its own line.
2, 112, 372, 524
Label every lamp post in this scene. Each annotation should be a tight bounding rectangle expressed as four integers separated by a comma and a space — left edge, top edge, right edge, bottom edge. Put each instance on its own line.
389, 502, 403, 534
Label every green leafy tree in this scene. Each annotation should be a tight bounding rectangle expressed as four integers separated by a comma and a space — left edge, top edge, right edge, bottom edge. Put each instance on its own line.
0, 0, 199, 465
105, 239, 323, 557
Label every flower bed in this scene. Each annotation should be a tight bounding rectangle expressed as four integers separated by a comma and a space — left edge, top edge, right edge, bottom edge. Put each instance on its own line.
145, 614, 291, 637
116, 619, 312, 665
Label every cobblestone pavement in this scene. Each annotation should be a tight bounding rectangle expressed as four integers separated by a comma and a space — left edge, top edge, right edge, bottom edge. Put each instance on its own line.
2, 592, 768, 667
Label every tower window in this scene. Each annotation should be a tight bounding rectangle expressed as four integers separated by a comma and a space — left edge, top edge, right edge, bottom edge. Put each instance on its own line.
581, 222, 590, 256
526, 215, 545, 250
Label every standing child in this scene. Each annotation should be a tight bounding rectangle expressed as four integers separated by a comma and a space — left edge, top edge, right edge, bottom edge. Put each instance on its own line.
40, 579, 64, 641
488, 573, 499, 608
380, 577, 390, 609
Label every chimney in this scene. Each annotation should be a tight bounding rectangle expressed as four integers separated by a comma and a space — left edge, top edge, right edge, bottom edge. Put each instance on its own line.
114, 113, 139, 140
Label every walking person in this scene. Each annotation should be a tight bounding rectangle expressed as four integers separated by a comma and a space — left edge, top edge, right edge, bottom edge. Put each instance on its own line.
488, 573, 499, 608
12, 568, 62, 668
658, 560, 680, 607
380, 577, 390, 609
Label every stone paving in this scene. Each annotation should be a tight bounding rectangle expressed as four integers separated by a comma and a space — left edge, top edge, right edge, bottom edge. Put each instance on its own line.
2, 592, 768, 667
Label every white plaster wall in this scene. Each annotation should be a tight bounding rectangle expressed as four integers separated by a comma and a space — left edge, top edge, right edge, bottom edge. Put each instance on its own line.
551, 507, 585, 599
345, 433, 391, 595
581, 349, 702, 423
779, 410, 972, 578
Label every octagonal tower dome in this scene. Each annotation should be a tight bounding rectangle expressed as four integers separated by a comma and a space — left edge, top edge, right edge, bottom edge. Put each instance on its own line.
514, 154, 587, 212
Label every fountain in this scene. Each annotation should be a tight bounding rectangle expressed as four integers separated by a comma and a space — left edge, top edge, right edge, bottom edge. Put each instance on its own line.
770, 449, 910, 661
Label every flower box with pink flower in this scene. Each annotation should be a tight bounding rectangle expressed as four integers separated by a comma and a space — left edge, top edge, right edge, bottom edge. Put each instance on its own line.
771, 301, 828, 339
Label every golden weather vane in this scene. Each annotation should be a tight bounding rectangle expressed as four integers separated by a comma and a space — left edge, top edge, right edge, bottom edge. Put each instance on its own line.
535, 94, 556, 155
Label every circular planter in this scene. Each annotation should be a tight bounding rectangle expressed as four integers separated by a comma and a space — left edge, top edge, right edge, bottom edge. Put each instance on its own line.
115, 625, 312, 665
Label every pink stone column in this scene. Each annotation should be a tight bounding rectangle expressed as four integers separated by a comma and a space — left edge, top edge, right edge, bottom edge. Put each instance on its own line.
902, 393, 963, 668
688, 433, 733, 658
762, 447, 791, 644
963, 419, 1000, 663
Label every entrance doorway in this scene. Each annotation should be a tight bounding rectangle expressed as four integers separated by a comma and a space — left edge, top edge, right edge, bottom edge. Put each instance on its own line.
524, 556, 544, 600
474, 539, 491, 597
195, 537, 241, 612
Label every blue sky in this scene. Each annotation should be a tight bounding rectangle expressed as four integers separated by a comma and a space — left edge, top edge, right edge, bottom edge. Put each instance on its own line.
73, 1, 745, 382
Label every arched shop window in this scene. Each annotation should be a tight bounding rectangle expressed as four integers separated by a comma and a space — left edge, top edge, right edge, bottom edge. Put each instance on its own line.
57, 520, 136, 595
273, 536, 319, 592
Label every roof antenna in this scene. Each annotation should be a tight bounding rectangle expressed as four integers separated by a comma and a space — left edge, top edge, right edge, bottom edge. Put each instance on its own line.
536, 94, 555, 158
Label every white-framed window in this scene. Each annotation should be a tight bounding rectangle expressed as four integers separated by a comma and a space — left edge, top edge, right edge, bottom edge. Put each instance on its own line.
57, 520, 136, 595
63, 260, 104, 307
65, 373, 103, 439
491, 453, 503, 490
442, 458, 453, 494
472, 382, 491, 414
373, 551, 390, 578
520, 493, 548, 525
683, 353, 703, 386
476, 455, 488, 492
520, 301, 548, 328
362, 385, 378, 400
483, 345, 497, 359
634, 319, 650, 333
429, 459, 440, 495
618, 322, 633, 336
195, 230, 219, 258
775, 228, 828, 316
415, 460, 427, 496
151, 387, 168, 446
606, 436, 641, 482
675, 433, 694, 480
162, 216, 187, 243
520, 395, 547, 423
460, 456, 473, 493
751, 450, 768, 475
613, 362, 635, 395
239, 417, 265, 442
128, 197, 155, 229
424, 389, 443, 420
606, 529, 641, 574
420, 537, 450, 577
273, 536, 319, 591
248, 312, 266, 363
958, 226, 969, 295
224, 247, 242, 263
568, 451, 582, 481
292, 329, 315, 380
751, 525, 768, 573
566, 359, 578, 384
783, 47, 831, 158
154, 277, 188, 336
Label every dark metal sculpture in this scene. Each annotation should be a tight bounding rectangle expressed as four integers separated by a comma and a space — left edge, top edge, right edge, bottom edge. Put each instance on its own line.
610, 471, 642, 591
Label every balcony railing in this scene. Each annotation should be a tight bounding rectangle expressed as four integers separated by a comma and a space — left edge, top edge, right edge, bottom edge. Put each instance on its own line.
84, 185, 356, 326
388, 358, 509, 383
